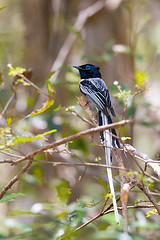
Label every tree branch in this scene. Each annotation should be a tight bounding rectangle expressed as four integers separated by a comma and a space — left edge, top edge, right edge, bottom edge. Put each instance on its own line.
12, 119, 131, 164
0, 160, 32, 199
132, 180, 160, 215
113, 149, 129, 233
125, 144, 160, 178
60, 202, 159, 239
50, 0, 106, 82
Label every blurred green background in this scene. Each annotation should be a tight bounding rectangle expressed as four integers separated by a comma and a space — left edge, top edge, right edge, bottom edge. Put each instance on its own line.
0, 0, 160, 239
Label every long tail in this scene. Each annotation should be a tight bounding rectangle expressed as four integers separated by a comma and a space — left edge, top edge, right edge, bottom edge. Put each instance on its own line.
99, 111, 120, 225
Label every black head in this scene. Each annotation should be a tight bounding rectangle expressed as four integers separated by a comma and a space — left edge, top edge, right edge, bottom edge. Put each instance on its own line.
73, 64, 101, 79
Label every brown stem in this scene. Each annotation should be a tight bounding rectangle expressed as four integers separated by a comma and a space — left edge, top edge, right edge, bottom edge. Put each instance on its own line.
0, 160, 32, 199
12, 119, 132, 164
113, 149, 129, 233
132, 180, 160, 215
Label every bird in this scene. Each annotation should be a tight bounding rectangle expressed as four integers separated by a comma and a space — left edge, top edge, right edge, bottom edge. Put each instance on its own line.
73, 64, 120, 224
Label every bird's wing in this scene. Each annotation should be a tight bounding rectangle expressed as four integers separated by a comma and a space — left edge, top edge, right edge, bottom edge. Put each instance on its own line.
93, 78, 116, 117
80, 78, 116, 116
79, 79, 110, 116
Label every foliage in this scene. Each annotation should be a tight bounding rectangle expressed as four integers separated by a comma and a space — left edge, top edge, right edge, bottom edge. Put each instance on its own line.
26, 98, 55, 118
0, 1, 160, 239
0, 193, 25, 203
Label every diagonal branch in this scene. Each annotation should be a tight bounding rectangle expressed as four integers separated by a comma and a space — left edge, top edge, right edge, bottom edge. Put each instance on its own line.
113, 149, 129, 233
50, 0, 106, 82
60, 202, 159, 239
132, 180, 160, 215
125, 144, 160, 178
0, 119, 131, 200
13, 119, 131, 165
0, 160, 32, 199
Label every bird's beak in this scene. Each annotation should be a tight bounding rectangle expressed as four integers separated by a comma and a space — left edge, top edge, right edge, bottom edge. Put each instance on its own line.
73, 65, 82, 70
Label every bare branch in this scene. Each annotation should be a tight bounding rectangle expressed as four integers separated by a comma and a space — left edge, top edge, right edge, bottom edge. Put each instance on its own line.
18, 73, 53, 99
0, 94, 14, 120
0, 119, 131, 199
12, 119, 131, 164
132, 180, 160, 215
78, 96, 98, 126
125, 144, 160, 178
61, 202, 158, 239
0, 150, 22, 158
66, 105, 95, 126
19, 160, 129, 171
0, 160, 32, 199
50, 1, 106, 82
113, 148, 129, 233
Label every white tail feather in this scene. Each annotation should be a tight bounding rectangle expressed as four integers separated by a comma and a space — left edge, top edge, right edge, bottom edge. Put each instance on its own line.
102, 113, 120, 225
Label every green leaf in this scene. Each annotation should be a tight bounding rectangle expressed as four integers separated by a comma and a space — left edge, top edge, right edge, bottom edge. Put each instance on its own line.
135, 71, 148, 89
6, 117, 12, 127
90, 142, 97, 146
105, 193, 113, 200
66, 23, 80, 37
0, 6, 7, 11
10, 129, 57, 146
101, 170, 107, 175
9, 209, 39, 216
8, 66, 26, 76
0, 193, 25, 203
65, 106, 75, 111
146, 209, 157, 217
56, 179, 71, 203
26, 98, 54, 118
121, 136, 131, 142
46, 72, 56, 96
135, 199, 143, 206
95, 177, 108, 192
54, 104, 62, 111
47, 71, 56, 80
15, 78, 30, 86
10, 136, 46, 145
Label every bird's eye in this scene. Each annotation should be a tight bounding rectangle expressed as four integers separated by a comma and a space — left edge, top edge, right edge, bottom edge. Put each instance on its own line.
85, 65, 90, 70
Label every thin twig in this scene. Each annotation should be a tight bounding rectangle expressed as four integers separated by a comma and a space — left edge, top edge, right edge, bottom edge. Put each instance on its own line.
0, 119, 131, 199
11, 119, 131, 165
0, 150, 22, 158
66, 107, 95, 126
0, 160, 32, 199
75, 203, 158, 232
113, 148, 129, 233
125, 144, 160, 178
0, 94, 15, 120
78, 96, 98, 126
60, 202, 158, 239
70, 197, 121, 236
18, 73, 52, 99
50, 0, 106, 82
132, 180, 160, 215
